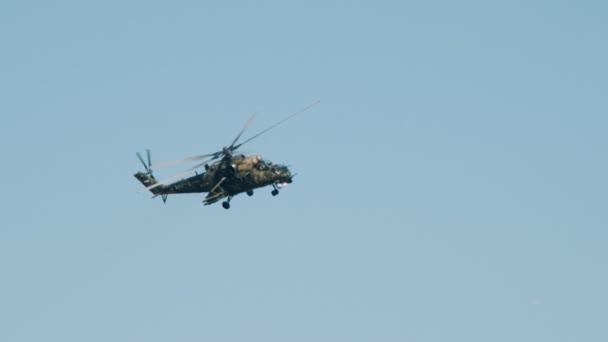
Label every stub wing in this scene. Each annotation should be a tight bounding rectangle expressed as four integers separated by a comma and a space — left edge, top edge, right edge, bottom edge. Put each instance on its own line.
202, 177, 228, 205
203, 191, 227, 205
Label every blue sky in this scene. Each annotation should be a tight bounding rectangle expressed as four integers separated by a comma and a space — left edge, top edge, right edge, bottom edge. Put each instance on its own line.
1, 1, 607, 341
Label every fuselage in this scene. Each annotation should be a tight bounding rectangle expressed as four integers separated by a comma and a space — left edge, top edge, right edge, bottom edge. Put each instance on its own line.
153, 154, 292, 196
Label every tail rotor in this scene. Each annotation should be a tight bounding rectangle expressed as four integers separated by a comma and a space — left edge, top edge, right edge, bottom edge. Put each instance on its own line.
136, 149, 153, 176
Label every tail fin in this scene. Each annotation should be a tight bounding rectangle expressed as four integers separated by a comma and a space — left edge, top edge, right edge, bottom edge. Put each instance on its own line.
134, 172, 164, 195
135, 150, 169, 203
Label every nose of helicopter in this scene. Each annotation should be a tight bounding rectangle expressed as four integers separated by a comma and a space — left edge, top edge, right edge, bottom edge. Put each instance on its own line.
274, 164, 293, 184
285, 168, 293, 183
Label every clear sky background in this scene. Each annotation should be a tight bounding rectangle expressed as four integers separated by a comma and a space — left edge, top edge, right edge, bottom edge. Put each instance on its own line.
1, 1, 606, 341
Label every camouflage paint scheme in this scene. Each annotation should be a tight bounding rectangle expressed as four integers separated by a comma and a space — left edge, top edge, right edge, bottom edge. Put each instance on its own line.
134, 154, 293, 205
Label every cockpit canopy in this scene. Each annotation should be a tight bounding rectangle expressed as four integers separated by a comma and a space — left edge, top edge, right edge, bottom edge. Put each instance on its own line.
256, 161, 292, 182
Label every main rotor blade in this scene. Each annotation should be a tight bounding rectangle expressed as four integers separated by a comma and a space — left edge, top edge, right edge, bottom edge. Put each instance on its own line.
147, 156, 215, 190
181, 157, 216, 174
149, 101, 317, 171
233, 100, 319, 151
152, 152, 218, 168
136, 152, 151, 173
228, 112, 257, 150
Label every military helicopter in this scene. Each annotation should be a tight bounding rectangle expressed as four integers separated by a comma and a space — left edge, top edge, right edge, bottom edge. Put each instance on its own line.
134, 102, 318, 209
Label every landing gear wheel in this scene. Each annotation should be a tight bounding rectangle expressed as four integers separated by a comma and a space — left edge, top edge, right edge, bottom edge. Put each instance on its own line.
271, 189, 279, 196
246, 190, 254, 196
222, 201, 230, 209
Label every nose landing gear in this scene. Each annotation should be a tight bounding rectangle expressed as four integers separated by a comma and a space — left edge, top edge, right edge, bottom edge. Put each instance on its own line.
271, 184, 279, 196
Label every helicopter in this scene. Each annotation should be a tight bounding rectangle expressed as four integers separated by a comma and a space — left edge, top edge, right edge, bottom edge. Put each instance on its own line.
134, 101, 318, 209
